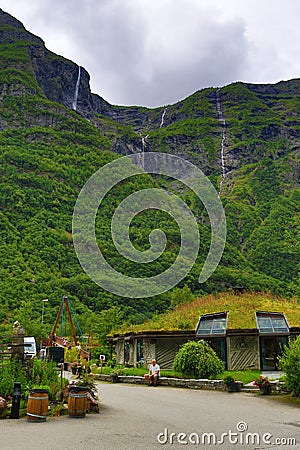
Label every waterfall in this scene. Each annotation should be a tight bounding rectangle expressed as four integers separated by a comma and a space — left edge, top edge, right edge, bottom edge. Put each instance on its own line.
141, 134, 149, 152
220, 124, 226, 179
138, 134, 149, 169
72, 66, 81, 111
160, 108, 167, 128
216, 89, 227, 191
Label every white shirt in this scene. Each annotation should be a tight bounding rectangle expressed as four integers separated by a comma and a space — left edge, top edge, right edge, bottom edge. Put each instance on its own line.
149, 363, 160, 376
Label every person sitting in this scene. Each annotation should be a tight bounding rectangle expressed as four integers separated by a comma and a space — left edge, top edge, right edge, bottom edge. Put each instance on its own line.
144, 359, 160, 386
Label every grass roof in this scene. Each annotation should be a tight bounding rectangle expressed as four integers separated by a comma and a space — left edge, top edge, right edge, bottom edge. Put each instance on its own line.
116, 292, 300, 334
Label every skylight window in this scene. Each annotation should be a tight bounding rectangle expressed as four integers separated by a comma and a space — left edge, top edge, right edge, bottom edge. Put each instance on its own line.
256, 312, 289, 334
196, 312, 227, 336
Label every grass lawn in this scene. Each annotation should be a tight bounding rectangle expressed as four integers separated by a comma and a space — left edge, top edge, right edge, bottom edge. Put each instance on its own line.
216, 370, 261, 385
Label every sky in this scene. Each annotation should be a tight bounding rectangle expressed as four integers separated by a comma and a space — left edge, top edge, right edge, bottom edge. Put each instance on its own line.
1, 0, 300, 107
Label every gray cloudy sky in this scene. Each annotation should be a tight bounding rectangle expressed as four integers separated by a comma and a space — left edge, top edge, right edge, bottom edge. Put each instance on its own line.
1, 0, 300, 107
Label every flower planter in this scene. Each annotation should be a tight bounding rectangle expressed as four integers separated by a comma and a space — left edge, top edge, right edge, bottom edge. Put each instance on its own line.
226, 382, 241, 393
110, 374, 119, 383
68, 386, 87, 418
254, 376, 271, 395
27, 389, 49, 422
259, 385, 271, 395
0, 397, 7, 419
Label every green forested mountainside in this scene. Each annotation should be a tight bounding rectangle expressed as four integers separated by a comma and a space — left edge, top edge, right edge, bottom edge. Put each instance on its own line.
0, 9, 299, 338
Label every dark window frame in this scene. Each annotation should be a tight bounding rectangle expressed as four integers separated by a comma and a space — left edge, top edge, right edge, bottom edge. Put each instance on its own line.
256, 311, 289, 335
196, 312, 228, 337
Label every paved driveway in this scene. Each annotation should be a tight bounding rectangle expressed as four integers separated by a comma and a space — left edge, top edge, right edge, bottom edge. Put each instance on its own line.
1, 382, 299, 450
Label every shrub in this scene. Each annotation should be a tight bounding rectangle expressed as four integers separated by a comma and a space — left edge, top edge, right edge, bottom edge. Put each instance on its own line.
223, 375, 236, 385
278, 335, 300, 396
27, 359, 59, 386
25, 359, 62, 400
0, 358, 27, 398
173, 340, 224, 379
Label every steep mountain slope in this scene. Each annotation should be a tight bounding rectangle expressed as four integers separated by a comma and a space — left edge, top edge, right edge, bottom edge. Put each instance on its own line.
0, 9, 299, 333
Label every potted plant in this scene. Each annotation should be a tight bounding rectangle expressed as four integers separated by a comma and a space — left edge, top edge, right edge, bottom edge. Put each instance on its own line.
253, 376, 271, 395
110, 371, 119, 383
0, 396, 7, 419
223, 375, 241, 393
70, 362, 78, 375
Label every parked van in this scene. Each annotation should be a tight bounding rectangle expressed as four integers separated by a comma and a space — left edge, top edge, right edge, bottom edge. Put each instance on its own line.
24, 336, 37, 359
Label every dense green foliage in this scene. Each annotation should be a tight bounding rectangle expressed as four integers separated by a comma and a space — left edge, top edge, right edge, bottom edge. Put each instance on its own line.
173, 340, 224, 378
0, 11, 300, 341
278, 336, 300, 396
0, 358, 60, 400
218, 370, 261, 385
0, 358, 27, 398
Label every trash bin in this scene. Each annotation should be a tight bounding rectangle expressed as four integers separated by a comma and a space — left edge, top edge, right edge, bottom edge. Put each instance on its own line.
27, 389, 49, 422
10, 382, 21, 419
68, 386, 87, 418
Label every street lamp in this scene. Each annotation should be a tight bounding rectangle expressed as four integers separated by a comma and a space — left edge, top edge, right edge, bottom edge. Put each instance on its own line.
40, 299, 49, 356
42, 299, 49, 324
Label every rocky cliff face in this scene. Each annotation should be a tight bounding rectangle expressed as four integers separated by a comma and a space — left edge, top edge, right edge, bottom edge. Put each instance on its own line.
0, 8, 43, 45
1, 8, 300, 179
1, 9, 300, 313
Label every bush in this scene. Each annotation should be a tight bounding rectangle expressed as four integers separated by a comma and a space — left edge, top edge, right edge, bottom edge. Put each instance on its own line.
173, 340, 224, 379
278, 335, 300, 396
223, 375, 236, 385
0, 358, 27, 398
27, 359, 59, 386
25, 359, 62, 401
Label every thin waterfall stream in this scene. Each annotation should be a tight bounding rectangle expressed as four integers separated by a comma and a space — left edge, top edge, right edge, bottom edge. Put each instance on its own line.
160, 108, 167, 128
72, 66, 81, 111
138, 134, 149, 169
216, 89, 227, 192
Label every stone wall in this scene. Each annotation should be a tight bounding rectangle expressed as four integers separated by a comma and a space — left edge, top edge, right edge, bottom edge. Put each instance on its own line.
92, 374, 286, 394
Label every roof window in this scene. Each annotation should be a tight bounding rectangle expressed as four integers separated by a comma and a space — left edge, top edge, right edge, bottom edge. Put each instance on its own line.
196, 312, 228, 336
256, 311, 289, 334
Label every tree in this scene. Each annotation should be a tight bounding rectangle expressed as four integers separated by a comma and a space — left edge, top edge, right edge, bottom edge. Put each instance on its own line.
173, 340, 224, 378
92, 306, 125, 345
278, 335, 300, 396
169, 285, 194, 309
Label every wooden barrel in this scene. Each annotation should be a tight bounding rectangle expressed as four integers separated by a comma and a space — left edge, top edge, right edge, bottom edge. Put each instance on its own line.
27, 389, 49, 422
68, 386, 87, 418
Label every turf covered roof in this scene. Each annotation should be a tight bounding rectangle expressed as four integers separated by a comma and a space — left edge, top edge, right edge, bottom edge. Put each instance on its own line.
115, 292, 300, 334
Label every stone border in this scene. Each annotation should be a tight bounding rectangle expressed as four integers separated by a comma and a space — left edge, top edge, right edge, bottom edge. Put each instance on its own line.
91, 373, 286, 393
92, 374, 237, 391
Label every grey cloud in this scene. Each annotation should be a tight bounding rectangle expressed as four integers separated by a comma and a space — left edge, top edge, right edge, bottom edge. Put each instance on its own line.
2, 0, 298, 107
49, 1, 250, 106
14, 0, 249, 106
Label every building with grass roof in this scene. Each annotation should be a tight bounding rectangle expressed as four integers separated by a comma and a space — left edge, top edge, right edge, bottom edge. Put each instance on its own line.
107, 292, 300, 371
